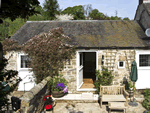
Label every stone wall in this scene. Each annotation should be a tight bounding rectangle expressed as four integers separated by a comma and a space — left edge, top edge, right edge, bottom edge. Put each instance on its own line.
5, 49, 136, 94
58, 49, 136, 93
98, 49, 136, 85
20, 76, 51, 113
4, 51, 18, 70
59, 53, 77, 94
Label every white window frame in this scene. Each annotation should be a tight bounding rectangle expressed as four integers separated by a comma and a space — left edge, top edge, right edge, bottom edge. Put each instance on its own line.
17, 52, 32, 71
118, 61, 125, 69
136, 50, 150, 70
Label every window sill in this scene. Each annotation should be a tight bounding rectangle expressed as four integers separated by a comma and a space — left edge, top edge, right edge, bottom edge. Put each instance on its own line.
18, 68, 32, 71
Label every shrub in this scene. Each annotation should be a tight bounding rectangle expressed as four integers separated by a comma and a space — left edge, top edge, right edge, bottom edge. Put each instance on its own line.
142, 89, 150, 110
94, 66, 114, 93
22, 27, 76, 83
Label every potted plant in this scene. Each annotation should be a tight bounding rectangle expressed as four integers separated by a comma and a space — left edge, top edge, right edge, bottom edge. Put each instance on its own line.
48, 74, 68, 98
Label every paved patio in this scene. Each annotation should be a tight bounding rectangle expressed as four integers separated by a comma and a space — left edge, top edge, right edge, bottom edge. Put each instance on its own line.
46, 102, 146, 113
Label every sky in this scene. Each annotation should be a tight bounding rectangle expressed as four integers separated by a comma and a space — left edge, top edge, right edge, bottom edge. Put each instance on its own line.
38, 0, 139, 20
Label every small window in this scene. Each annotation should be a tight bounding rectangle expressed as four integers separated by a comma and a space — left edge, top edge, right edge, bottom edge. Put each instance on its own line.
139, 54, 150, 67
21, 55, 31, 68
79, 53, 83, 66
118, 61, 125, 69
101, 55, 104, 65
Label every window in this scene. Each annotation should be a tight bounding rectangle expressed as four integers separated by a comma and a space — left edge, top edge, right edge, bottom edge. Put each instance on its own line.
118, 61, 125, 69
101, 55, 104, 65
79, 53, 83, 66
21, 55, 31, 68
139, 54, 150, 67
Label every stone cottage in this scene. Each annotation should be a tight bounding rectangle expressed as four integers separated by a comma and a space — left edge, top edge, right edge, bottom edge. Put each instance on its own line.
4, 0, 150, 93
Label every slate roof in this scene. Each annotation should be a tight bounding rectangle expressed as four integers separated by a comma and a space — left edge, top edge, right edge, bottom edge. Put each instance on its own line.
144, 3, 150, 15
11, 20, 150, 48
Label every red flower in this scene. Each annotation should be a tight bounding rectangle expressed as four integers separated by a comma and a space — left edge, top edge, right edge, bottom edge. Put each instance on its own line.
45, 105, 52, 110
43, 95, 51, 101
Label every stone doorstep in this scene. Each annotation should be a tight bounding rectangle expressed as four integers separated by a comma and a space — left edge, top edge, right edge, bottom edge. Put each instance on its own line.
52, 94, 99, 101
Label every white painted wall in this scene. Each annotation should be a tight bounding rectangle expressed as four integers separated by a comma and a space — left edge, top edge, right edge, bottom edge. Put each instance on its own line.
136, 50, 150, 89
17, 52, 36, 91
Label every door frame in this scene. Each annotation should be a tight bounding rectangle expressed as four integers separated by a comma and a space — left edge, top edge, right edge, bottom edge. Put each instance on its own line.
76, 49, 98, 91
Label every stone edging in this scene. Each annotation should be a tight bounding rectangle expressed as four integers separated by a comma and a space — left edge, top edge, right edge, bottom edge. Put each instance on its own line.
20, 76, 51, 113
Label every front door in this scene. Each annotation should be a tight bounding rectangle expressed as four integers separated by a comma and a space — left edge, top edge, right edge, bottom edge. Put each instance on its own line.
83, 52, 96, 81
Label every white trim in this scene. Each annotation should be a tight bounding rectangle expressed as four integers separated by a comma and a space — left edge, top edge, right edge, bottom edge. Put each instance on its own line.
76, 49, 98, 91
17, 53, 32, 71
136, 50, 150, 70
118, 61, 125, 69
78, 82, 84, 89
77, 88, 97, 91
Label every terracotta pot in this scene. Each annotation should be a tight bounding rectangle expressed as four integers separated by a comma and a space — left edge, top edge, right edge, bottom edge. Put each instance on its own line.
51, 91, 65, 98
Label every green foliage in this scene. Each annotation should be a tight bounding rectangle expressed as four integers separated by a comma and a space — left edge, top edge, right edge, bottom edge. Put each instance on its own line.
61, 5, 85, 20
43, 0, 60, 20
89, 9, 107, 20
110, 16, 122, 20
22, 27, 76, 83
0, 0, 40, 21
0, 56, 22, 110
142, 89, 150, 110
94, 66, 114, 93
123, 17, 130, 20
48, 74, 67, 91
0, 21, 9, 42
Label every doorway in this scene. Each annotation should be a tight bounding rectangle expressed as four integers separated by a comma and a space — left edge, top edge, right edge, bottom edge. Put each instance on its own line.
77, 51, 97, 91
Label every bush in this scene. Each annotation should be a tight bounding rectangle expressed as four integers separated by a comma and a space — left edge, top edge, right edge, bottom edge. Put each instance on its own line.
94, 66, 114, 93
142, 89, 150, 110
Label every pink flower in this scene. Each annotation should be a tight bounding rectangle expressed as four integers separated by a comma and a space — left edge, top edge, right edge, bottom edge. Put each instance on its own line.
63, 86, 68, 93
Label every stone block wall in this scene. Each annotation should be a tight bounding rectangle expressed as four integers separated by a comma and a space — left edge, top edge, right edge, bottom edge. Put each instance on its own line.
59, 53, 77, 93
4, 49, 136, 94
98, 49, 136, 86
4, 51, 18, 70
20, 76, 51, 113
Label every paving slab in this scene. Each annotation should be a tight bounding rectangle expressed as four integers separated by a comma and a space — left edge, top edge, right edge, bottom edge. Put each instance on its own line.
45, 102, 146, 113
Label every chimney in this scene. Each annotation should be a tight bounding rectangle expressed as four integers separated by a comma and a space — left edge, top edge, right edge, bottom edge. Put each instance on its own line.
139, 0, 143, 5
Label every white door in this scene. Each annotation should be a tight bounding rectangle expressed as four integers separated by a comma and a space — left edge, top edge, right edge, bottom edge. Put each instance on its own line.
78, 52, 84, 88
136, 50, 150, 89
17, 53, 35, 91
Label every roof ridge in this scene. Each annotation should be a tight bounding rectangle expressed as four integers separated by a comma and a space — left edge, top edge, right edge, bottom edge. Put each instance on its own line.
26, 20, 128, 23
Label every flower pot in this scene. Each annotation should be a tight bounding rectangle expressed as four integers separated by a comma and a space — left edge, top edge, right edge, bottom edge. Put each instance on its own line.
51, 91, 65, 98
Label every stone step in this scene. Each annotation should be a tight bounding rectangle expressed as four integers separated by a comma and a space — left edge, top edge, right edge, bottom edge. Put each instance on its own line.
52, 94, 99, 103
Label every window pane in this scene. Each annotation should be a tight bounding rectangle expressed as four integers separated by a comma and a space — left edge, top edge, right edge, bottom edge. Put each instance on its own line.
21, 55, 31, 68
119, 61, 123, 67
139, 54, 150, 67
80, 53, 83, 66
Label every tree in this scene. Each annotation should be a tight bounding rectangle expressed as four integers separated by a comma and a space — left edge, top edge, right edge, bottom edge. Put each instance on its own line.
61, 5, 85, 20
23, 27, 76, 83
89, 9, 106, 20
0, 0, 40, 21
43, 0, 60, 20
28, 5, 46, 21
123, 17, 130, 20
82, 4, 93, 17
110, 16, 122, 20
55, 14, 74, 20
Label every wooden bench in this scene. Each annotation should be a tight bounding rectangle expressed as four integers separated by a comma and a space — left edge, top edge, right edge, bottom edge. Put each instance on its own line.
99, 85, 129, 108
